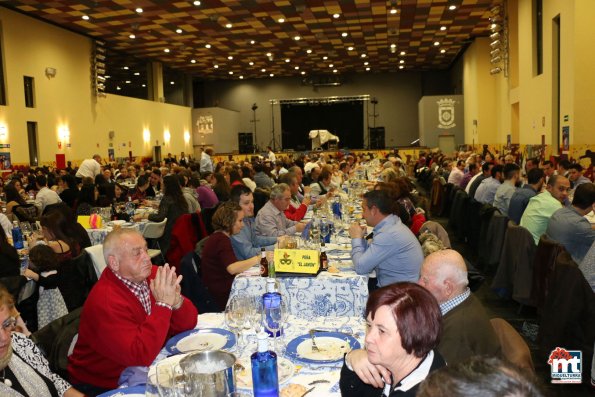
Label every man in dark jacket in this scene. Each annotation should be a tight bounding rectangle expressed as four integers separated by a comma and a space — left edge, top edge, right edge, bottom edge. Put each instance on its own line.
419, 249, 501, 364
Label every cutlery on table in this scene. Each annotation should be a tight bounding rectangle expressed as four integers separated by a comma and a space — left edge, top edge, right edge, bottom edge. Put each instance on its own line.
309, 330, 320, 352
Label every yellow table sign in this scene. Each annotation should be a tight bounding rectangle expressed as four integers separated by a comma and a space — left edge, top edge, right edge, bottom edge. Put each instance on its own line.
274, 249, 319, 274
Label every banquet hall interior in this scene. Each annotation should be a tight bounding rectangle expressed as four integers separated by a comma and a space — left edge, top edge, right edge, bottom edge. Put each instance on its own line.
0, 0, 593, 396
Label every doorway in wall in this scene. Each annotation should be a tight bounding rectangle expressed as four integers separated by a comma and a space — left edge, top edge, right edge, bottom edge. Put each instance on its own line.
511, 102, 520, 144
26, 121, 39, 166
551, 15, 561, 153
153, 146, 162, 163
438, 135, 456, 154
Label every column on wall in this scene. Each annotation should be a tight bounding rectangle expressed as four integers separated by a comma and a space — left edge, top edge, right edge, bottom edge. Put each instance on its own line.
148, 62, 164, 102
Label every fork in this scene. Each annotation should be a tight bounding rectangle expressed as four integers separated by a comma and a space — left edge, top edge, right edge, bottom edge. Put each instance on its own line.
309, 329, 320, 352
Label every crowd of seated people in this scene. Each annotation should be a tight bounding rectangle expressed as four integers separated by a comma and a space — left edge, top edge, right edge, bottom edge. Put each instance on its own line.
0, 146, 591, 396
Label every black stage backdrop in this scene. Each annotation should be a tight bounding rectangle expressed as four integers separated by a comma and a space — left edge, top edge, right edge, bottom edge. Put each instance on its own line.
280, 100, 364, 150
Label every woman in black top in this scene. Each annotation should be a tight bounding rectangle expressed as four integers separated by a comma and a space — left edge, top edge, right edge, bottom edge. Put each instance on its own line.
58, 174, 78, 209
75, 183, 97, 216
135, 175, 189, 256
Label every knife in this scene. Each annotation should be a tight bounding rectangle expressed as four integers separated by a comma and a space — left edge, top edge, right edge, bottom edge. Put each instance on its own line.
310, 328, 354, 336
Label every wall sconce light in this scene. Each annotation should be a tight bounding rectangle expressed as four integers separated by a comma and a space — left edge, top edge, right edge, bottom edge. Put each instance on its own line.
164, 130, 171, 143
143, 128, 151, 143
184, 131, 190, 144
58, 126, 70, 141
0, 125, 7, 140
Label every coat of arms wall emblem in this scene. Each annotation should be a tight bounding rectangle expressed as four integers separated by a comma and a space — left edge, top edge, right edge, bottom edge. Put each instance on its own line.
437, 98, 456, 129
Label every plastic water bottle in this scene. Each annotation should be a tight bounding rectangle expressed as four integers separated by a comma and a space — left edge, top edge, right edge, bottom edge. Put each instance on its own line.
251, 328, 279, 397
332, 196, 342, 218
262, 279, 282, 337
11, 221, 24, 250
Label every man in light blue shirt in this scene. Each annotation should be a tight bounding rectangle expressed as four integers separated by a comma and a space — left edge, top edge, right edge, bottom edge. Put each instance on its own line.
493, 163, 520, 215
474, 164, 503, 204
229, 185, 277, 259
349, 189, 424, 288
508, 168, 544, 224
546, 183, 595, 263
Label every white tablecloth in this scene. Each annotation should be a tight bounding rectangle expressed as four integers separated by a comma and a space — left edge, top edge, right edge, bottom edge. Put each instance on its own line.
86, 222, 148, 246
229, 268, 367, 318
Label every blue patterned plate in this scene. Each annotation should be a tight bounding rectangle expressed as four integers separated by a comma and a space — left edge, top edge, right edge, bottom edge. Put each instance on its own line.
285, 331, 360, 364
98, 385, 145, 396
165, 328, 236, 355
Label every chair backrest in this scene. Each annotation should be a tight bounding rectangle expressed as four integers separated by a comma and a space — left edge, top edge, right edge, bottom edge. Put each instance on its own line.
491, 221, 536, 303
179, 252, 220, 313
84, 244, 107, 278
142, 217, 168, 239
531, 235, 565, 311
463, 199, 484, 253
200, 204, 221, 235
165, 213, 209, 270
438, 183, 454, 217
195, 236, 210, 259
59, 251, 98, 312
538, 252, 595, 371
429, 178, 444, 215
253, 188, 270, 217
419, 221, 451, 248
478, 208, 507, 271
31, 307, 82, 378
13, 204, 38, 223
490, 318, 535, 373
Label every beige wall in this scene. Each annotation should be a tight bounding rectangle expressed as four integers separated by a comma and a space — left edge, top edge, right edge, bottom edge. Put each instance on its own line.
573, 0, 595, 144
192, 107, 240, 155
461, 0, 593, 149
0, 7, 192, 165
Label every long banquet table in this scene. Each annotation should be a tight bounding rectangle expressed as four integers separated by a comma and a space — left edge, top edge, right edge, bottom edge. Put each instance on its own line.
229, 250, 367, 318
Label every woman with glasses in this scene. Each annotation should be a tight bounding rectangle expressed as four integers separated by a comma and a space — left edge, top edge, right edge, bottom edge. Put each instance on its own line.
0, 285, 84, 396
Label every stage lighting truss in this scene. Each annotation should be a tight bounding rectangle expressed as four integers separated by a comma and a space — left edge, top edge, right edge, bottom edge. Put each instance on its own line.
489, 1, 508, 77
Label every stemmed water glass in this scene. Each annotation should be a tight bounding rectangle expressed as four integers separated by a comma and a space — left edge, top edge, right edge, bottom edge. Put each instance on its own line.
247, 296, 263, 334
225, 297, 247, 351
262, 304, 283, 354
277, 300, 290, 356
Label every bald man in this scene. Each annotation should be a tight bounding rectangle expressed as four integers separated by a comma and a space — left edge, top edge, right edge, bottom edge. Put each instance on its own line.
419, 250, 501, 364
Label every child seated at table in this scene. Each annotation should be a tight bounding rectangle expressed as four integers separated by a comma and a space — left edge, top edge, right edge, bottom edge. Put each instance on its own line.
24, 244, 69, 328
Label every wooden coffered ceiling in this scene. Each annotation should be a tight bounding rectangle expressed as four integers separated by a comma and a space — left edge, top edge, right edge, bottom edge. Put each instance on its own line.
3, 0, 496, 80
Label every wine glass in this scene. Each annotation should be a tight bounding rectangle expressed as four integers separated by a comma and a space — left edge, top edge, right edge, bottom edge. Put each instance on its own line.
310, 224, 320, 246
20, 222, 32, 239
247, 296, 263, 334
262, 305, 282, 354
319, 219, 330, 244
154, 362, 177, 397
225, 297, 247, 350
278, 300, 290, 356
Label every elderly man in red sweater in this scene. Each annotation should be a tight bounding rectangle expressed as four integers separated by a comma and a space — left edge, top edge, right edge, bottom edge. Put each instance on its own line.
68, 228, 198, 396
